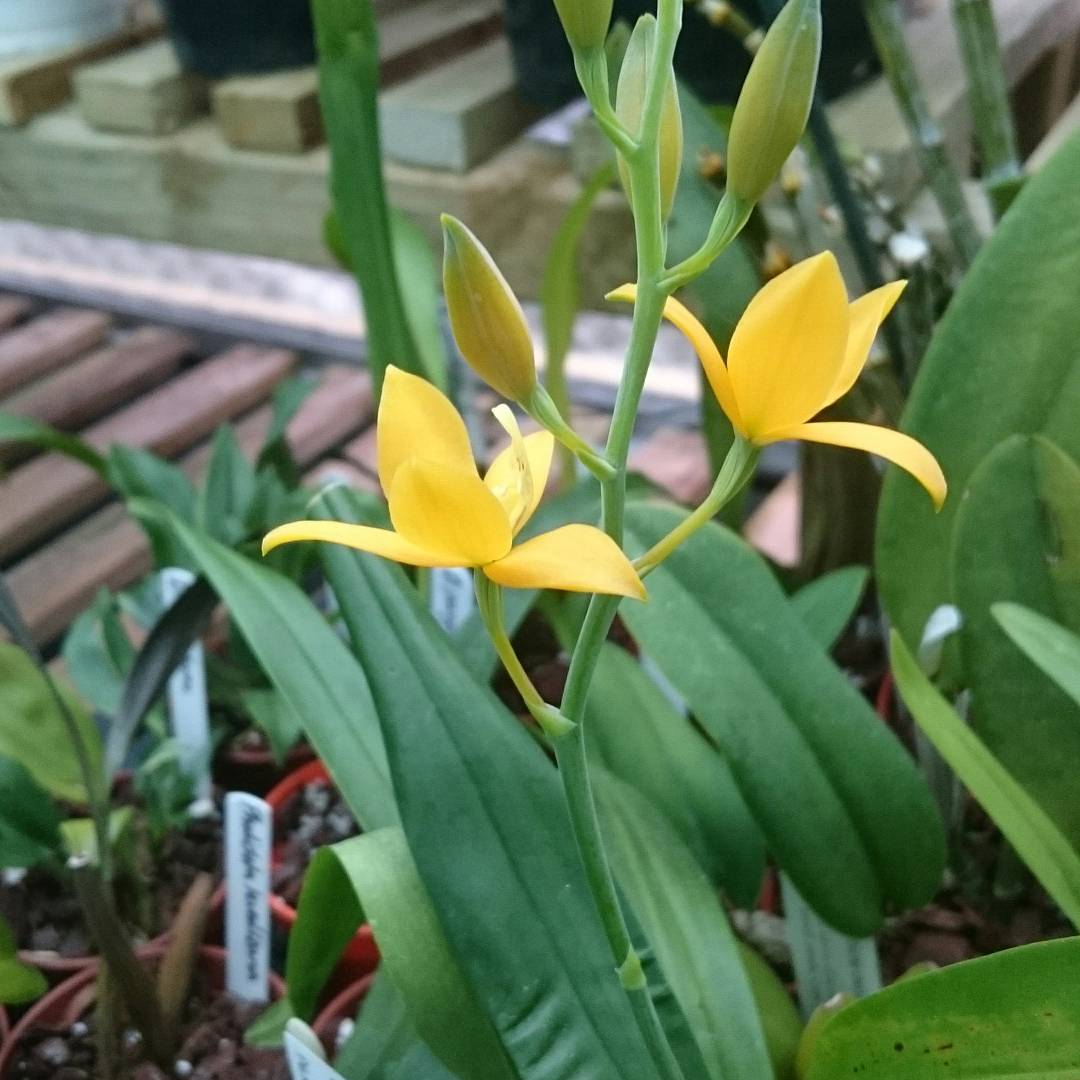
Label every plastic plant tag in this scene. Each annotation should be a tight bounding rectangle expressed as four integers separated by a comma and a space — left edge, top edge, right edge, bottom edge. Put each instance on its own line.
429, 567, 476, 633
780, 872, 882, 1017
224, 791, 272, 1003
284, 1028, 346, 1080
159, 567, 212, 802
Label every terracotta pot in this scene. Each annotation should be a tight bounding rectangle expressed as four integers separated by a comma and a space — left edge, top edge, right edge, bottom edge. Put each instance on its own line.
214, 735, 315, 797
0, 944, 284, 1077
312, 974, 373, 1057
264, 761, 379, 979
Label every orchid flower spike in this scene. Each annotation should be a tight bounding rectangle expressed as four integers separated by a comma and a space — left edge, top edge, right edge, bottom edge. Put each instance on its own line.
262, 367, 645, 599
610, 252, 946, 509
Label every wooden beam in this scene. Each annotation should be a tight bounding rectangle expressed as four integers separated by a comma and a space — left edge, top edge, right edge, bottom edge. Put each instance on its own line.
0, 307, 111, 398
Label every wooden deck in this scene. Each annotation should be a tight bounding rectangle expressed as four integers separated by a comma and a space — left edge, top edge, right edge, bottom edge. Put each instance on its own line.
0, 295, 379, 646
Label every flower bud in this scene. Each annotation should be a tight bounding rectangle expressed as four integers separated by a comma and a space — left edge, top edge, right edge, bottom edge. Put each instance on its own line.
726, 0, 821, 206
441, 214, 536, 402
615, 15, 683, 222
553, 0, 613, 52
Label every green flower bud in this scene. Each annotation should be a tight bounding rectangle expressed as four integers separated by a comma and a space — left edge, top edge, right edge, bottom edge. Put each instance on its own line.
553, 0, 613, 52
615, 15, 683, 222
441, 214, 536, 402
726, 0, 821, 206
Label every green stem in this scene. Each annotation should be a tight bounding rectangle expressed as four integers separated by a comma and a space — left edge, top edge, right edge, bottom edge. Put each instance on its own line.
575, 48, 639, 157
635, 437, 759, 575
950, 0, 1023, 217
861, 0, 982, 267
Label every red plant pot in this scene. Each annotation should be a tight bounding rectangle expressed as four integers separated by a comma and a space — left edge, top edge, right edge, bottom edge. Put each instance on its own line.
264, 761, 379, 979
0, 944, 284, 1078
312, 973, 372, 1057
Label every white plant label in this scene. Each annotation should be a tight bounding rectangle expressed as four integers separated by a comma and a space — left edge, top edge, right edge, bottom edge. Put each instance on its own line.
780, 873, 882, 1017
224, 791, 272, 1002
284, 1032, 346, 1080
429, 567, 475, 633
159, 567, 212, 802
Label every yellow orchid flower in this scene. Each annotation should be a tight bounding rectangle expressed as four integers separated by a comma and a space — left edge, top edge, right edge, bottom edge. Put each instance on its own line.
262, 366, 645, 599
610, 251, 947, 509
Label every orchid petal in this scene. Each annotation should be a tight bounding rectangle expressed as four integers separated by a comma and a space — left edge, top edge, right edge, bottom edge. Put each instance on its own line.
768, 421, 946, 509
824, 281, 907, 407
727, 252, 849, 436
377, 366, 476, 493
484, 426, 555, 534
484, 524, 646, 598
389, 457, 512, 565
262, 520, 453, 567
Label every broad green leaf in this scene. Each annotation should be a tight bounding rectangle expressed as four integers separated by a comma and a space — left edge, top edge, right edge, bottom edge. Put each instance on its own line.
62, 590, 132, 716
596, 771, 773, 1080
586, 643, 765, 904
390, 209, 448, 391
738, 943, 802, 1080
333, 972, 415, 1080
0, 642, 102, 802
127, 500, 396, 832
313, 0, 422, 396
791, 566, 869, 652
877, 130, 1080, 647
951, 435, 1080, 844
0, 756, 64, 868
240, 687, 303, 764
802, 938, 1080, 1079
311, 487, 664, 1080
288, 830, 514, 1080
994, 601, 1080, 710
198, 424, 257, 544
0, 914, 47, 1005
891, 630, 1080, 929
0, 413, 105, 473
622, 504, 944, 936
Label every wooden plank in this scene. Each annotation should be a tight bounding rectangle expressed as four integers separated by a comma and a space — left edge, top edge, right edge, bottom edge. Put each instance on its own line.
0, 326, 194, 465
0, 295, 32, 331
743, 472, 800, 569
6, 364, 375, 643
0, 22, 161, 127
628, 427, 711, 506
0, 307, 111, 398
304, 457, 381, 496
0, 345, 295, 563
74, 40, 208, 136
341, 427, 379, 487
378, 38, 535, 172
211, 0, 502, 154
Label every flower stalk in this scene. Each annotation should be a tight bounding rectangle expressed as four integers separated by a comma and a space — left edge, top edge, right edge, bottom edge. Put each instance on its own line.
861, 0, 982, 267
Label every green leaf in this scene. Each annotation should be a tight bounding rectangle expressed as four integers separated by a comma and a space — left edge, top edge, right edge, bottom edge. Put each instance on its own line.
890, 630, 1080, 930
333, 972, 415, 1080
951, 435, 1080, 845
62, 590, 132, 716
877, 130, 1080, 647
390, 209, 448, 391
791, 566, 869, 652
240, 687, 303, 764
738, 943, 802, 1080
0, 642, 102, 802
994, 601, 1080, 710
622, 504, 944, 936
313, 0, 422, 396
311, 487, 664, 1080
198, 424, 257, 544
109, 446, 198, 566
127, 500, 396, 832
586, 643, 765, 904
288, 830, 514, 1080
596, 771, 773, 1080
256, 376, 317, 483
0, 412, 106, 473
801, 938, 1080, 1079
105, 575, 216, 779
0, 755, 64, 869
0, 914, 47, 1005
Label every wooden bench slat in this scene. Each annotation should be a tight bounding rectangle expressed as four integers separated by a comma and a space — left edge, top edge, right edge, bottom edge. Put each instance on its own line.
0, 307, 111, 398
0, 345, 295, 563
0, 325, 194, 465
0, 295, 32, 331
7, 364, 374, 643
